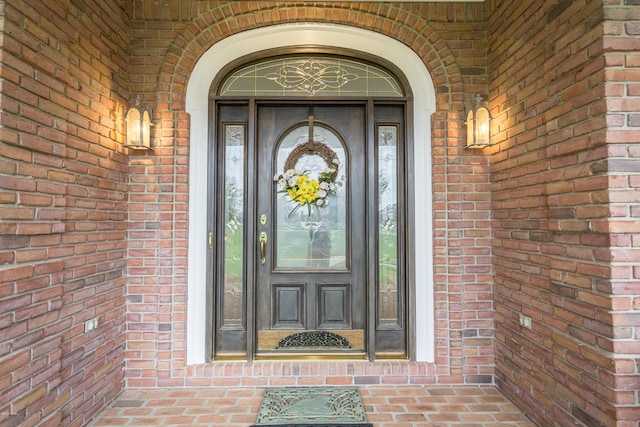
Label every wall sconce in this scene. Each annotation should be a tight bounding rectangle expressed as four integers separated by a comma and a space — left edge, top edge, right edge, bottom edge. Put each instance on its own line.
124, 97, 152, 150
466, 95, 491, 148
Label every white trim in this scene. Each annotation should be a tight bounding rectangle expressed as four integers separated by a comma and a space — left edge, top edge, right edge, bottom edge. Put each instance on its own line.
186, 23, 435, 364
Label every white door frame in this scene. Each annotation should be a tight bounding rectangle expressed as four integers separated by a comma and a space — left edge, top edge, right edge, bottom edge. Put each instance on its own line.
186, 23, 435, 364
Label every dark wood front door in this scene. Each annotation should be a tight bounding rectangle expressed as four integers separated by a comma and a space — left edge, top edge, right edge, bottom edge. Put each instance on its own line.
212, 100, 408, 360
255, 104, 366, 356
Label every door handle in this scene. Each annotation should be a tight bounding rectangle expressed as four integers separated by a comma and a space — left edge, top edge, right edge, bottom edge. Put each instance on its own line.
259, 232, 267, 265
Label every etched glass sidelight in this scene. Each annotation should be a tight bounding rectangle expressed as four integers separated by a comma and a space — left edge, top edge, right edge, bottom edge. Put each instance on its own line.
222, 124, 245, 327
378, 125, 399, 326
275, 125, 347, 269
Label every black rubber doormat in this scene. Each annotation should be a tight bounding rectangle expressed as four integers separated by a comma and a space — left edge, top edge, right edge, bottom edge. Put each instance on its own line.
251, 387, 372, 427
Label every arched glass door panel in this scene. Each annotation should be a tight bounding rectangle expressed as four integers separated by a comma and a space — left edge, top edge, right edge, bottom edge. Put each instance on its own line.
275, 125, 347, 269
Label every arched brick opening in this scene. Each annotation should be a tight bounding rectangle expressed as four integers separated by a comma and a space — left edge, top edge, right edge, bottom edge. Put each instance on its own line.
126, 4, 491, 384
154, 4, 463, 112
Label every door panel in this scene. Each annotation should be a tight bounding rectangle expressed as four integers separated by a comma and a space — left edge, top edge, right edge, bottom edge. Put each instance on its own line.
317, 284, 351, 329
272, 284, 305, 328
256, 104, 366, 355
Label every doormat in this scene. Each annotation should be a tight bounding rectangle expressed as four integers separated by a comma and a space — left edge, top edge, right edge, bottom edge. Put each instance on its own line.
251, 387, 371, 427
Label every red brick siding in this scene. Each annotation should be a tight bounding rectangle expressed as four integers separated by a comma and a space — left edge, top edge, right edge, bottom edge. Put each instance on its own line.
2, 0, 636, 426
489, 0, 639, 425
603, 2, 640, 425
126, 0, 493, 387
0, 1, 129, 425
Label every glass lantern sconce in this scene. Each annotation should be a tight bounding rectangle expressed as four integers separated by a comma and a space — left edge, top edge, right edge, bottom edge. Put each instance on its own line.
124, 96, 152, 150
466, 95, 491, 148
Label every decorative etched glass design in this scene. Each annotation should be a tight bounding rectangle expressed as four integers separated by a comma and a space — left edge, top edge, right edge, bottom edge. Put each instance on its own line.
267, 58, 358, 95
378, 125, 399, 326
222, 124, 244, 327
220, 56, 403, 97
276, 125, 347, 268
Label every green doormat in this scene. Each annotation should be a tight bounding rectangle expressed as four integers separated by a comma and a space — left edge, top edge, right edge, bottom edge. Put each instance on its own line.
252, 387, 371, 427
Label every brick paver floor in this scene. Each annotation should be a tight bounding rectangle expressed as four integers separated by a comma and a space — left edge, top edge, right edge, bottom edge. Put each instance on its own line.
90, 385, 536, 426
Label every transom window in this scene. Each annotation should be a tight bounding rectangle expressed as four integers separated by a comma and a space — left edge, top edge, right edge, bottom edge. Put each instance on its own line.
219, 56, 404, 97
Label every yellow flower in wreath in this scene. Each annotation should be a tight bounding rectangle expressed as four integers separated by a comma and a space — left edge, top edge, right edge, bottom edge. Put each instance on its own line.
274, 142, 343, 216
274, 165, 341, 216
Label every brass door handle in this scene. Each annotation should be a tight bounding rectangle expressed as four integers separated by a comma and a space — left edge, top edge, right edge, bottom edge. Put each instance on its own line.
259, 232, 267, 265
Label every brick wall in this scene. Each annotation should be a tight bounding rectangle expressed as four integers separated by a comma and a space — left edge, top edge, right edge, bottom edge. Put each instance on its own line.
3, 0, 637, 426
604, 4, 640, 425
489, 0, 640, 425
124, 0, 494, 387
0, 1, 130, 425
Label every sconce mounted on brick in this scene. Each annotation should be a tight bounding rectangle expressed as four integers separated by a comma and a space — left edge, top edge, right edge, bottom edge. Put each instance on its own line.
124, 96, 152, 150
466, 95, 491, 148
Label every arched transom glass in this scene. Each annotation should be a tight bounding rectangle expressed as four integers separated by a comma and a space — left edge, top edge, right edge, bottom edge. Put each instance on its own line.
219, 56, 404, 97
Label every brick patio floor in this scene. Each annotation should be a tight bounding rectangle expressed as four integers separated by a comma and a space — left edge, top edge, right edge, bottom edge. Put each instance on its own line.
90, 385, 536, 427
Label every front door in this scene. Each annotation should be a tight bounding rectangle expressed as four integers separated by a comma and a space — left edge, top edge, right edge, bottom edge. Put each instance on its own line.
212, 98, 408, 360
255, 104, 366, 357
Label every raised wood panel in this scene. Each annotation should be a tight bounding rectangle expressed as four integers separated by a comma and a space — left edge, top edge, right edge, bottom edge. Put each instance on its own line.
272, 284, 305, 329
317, 284, 351, 329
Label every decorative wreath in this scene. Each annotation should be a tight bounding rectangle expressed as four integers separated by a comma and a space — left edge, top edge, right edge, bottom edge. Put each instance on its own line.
273, 142, 342, 216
